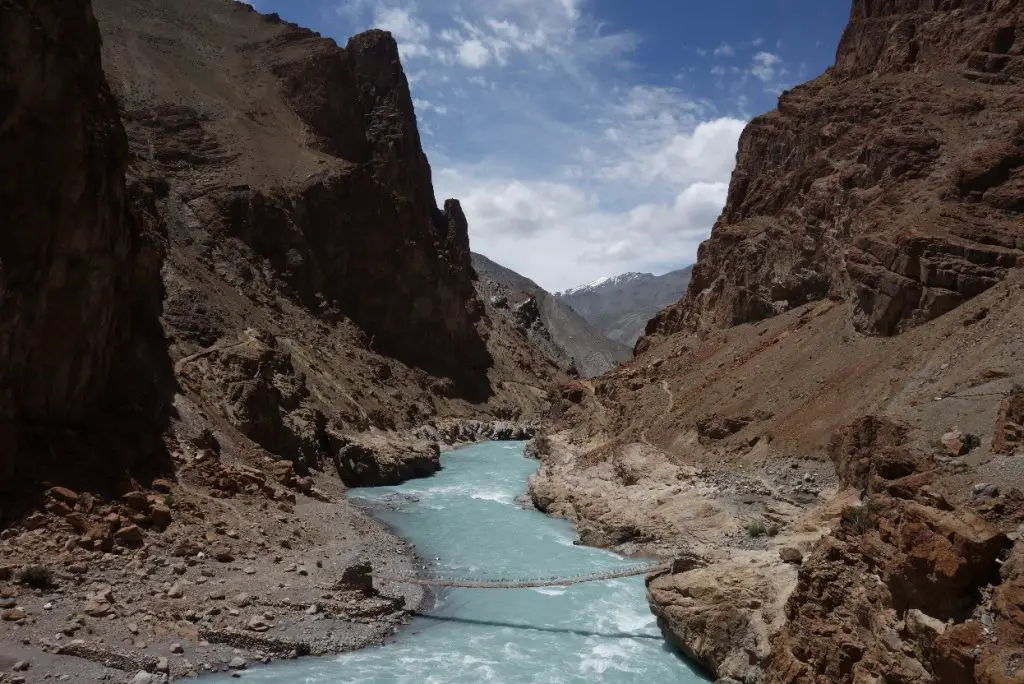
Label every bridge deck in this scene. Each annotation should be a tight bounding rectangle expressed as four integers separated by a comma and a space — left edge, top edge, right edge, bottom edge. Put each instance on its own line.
372, 563, 667, 589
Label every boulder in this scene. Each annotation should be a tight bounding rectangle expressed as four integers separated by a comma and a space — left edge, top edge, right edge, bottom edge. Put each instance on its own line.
269, 460, 295, 486
1, 608, 27, 621
23, 513, 46, 530
778, 547, 803, 564
114, 525, 145, 548
246, 615, 269, 632
147, 504, 172, 531
122, 491, 152, 513
47, 487, 79, 505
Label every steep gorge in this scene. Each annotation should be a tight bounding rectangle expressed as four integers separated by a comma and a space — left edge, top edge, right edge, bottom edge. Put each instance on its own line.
0, 0, 565, 677
536, 1, 1024, 682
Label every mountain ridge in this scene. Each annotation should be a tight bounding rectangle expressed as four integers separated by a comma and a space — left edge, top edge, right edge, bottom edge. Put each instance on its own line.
557, 266, 694, 346
471, 252, 632, 378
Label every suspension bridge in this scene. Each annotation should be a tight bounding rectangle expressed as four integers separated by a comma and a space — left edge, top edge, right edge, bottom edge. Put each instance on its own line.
371, 562, 668, 589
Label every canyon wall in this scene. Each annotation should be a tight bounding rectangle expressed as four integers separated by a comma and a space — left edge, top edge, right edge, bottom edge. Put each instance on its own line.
649, 0, 1022, 340
0, 0, 167, 496
538, 1, 1023, 681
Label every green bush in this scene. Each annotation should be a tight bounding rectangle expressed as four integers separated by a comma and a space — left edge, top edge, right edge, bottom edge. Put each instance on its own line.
16, 565, 55, 589
841, 503, 880, 534
745, 520, 769, 537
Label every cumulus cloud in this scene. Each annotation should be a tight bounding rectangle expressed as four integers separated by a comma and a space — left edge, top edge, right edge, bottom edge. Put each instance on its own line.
751, 51, 782, 82
456, 39, 491, 67
372, 6, 432, 59
432, 82, 744, 290
413, 98, 448, 115
437, 170, 731, 291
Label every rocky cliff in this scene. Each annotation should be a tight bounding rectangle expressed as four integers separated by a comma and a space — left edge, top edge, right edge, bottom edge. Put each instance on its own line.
650, 0, 1022, 340
0, 0, 169, 500
471, 253, 631, 377
96, 0, 488, 385
534, 1, 1024, 682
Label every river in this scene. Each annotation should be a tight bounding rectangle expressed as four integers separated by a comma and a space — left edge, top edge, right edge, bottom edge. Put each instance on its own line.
206, 441, 707, 683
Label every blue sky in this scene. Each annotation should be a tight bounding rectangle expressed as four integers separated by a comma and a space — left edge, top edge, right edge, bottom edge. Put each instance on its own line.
244, 0, 849, 291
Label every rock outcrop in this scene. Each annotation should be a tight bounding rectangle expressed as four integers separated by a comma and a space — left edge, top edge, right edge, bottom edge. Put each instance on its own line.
649, 0, 1023, 340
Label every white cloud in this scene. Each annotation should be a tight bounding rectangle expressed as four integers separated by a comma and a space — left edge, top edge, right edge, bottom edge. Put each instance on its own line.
432, 83, 745, 290
457, 39, 491, 68
414, 98, 448, 115
751, 51, 782, 82
713, 42, 734, 57
438, 170, 731, 291
374, 6, 429, 42
372, 6, 432, 59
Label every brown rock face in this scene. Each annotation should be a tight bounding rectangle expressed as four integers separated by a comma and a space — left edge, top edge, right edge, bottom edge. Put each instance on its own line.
993, 386, 1024, 455
768, 496, 1012, 683
94, 0, 490, 386
0, 0, 168, 497
651, 0, 1023, 339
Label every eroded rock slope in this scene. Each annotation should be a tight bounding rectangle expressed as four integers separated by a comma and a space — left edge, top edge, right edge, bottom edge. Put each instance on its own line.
535, 1, 1024, 682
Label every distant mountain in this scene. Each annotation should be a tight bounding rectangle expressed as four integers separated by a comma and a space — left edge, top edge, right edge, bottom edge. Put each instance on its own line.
471, 253, 632, 377
556, 267, 694, 347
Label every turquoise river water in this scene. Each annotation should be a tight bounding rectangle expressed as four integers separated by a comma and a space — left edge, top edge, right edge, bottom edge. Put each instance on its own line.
208, 441, 707, 682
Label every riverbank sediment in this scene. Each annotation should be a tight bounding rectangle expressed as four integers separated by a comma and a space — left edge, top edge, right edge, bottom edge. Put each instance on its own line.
0, 422, 534, 682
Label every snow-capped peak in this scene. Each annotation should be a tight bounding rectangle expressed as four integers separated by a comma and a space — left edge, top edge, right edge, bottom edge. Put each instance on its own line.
557, 272, 650, 296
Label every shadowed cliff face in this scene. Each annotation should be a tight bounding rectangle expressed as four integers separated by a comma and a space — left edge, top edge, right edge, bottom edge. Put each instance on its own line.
0, 0, 132, 424
650, 0, 1023, 340
0, 0, 173, 498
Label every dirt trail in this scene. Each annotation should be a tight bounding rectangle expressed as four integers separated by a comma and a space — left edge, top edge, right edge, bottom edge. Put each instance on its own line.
173, 329, 259, 375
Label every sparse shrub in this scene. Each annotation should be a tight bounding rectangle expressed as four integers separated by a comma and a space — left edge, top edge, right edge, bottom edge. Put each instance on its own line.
16, 565, 55, 589
745, 520, 769, 538
841, 501, 881, 534
766, 524, 781, 538
163, 493, 176, 507
294, 641, 312, 657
